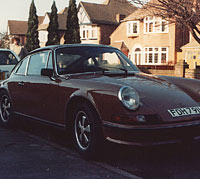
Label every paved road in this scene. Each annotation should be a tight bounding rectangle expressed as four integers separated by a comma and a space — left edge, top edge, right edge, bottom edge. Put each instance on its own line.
2, 119, 200, 179
0, 120, 141, 179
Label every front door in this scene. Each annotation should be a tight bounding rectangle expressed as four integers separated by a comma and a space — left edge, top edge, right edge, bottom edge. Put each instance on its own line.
133, 48, 142, 65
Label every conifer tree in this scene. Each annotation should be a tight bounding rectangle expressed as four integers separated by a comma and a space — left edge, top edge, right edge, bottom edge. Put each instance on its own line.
64, 0, 81, 44
46, 1, 60, 46
26, 0, 40, 52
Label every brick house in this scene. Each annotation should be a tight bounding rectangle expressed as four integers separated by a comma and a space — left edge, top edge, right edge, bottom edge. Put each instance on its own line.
7, 20, 28, 46
78, 0, 137, 45
181, 35, 200, 69
110, 7, 189, 69
7, 17, 44, 46
38, 8, 67, 47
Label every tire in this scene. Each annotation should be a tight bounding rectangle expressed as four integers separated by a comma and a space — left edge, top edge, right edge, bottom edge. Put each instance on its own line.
73, 102, 103, 159
0, 92, 14, 127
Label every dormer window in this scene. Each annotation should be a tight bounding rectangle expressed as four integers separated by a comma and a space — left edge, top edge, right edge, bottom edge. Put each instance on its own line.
144, 16, 168, 33
127, 21, 139, 37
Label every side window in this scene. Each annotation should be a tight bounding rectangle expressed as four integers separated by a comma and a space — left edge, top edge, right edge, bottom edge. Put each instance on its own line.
15, 56, 29, 75
7, 52, 18, 65
47, 52, 53, 69
0, 51, 18, 65
27, 51, 49, 76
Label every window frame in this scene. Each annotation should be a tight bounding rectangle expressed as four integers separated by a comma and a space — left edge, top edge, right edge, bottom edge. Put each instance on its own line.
132, 48, 142, 65
127, 21, 140, 36
15, 56, 30, 76
144, 47, 168, 65
26, 50, 52, 76
47, 52, 53, 69
80, 25, 98, 40
144, 16, 169, 34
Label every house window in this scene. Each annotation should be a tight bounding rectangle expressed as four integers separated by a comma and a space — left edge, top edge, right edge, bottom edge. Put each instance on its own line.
145, 53, 148, 63
83, 29, 86, 39
127, 21, 139, 36
161, 47, 167, 63
154, 48, 159, 63
128, 53, 132, 60
161, 21, 166, 32
144, 16, 168, 33
144, 47, 168, 65
86, 30, 89, 38
91, 26, 97, 38
149, 22, 153, 32
39, 31, 48, 43
148, 48, 153, 63
80, 25, 98, 40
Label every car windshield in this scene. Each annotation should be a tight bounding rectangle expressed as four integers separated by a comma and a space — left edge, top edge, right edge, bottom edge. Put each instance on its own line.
55, 46, 139, 75
0, 51, 18, 65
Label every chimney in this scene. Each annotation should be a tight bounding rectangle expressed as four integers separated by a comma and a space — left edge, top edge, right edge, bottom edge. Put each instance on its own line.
116, 14, 126, 23
103, 0, 110, 5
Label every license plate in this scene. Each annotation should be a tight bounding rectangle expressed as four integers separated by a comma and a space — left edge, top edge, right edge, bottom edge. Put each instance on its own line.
168, 107, 200, 118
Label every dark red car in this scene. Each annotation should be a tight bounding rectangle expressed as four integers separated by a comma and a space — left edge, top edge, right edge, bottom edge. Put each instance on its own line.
0, 44, 200, 158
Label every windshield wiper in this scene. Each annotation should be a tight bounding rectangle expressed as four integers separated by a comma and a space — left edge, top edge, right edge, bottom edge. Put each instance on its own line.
94, 66, 136, 77
100, 66, 128, 74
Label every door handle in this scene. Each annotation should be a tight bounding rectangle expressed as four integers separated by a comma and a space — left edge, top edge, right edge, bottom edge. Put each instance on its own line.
18, 81, 24, 86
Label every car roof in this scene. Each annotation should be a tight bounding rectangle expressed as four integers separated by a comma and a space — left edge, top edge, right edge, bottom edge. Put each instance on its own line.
29, 44, 117, 54
0, 48, 13, 52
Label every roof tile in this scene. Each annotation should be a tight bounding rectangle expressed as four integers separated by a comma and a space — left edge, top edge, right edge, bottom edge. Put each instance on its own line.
8, 20, 28, 35
81, 0, 137, 25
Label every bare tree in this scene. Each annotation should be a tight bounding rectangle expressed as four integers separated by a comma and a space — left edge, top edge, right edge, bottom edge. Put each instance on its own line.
131, 0, 200, 43
0, 32, 10, 49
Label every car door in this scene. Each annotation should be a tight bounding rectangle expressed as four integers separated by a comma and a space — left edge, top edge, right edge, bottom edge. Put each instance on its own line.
8, 50, 63, 124
24, 51, 64, 124
8, 56, 30, 114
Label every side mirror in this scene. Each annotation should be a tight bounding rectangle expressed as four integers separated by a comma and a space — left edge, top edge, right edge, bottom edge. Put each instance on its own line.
41, 68, 54, 77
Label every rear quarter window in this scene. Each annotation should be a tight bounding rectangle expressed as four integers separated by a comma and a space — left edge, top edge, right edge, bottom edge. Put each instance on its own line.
15, 56, 29, 75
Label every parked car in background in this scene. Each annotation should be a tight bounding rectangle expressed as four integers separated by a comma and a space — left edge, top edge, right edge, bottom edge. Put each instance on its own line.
0, 44, 200, 159
0, 49, 20, 79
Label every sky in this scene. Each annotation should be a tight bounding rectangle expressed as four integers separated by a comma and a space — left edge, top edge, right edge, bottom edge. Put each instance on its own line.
0, 0, 105, 32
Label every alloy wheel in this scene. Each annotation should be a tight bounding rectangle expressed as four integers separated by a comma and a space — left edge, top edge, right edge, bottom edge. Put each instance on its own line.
0, 95, 11, 123
74, 111, 91, 150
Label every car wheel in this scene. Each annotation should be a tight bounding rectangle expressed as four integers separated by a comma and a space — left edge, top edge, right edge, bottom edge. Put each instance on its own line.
0, 92, 14, 127
73, 102, 103, 159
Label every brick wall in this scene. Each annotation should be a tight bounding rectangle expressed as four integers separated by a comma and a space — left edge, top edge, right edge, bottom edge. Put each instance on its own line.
140, 67, 176, 77
139, 60, 200, 80
185, 69, 200, 80
100, 24, 117, 45
148, 69, 176, 76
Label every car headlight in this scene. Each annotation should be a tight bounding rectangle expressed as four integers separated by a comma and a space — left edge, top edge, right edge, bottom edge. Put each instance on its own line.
118, 86, 140, 110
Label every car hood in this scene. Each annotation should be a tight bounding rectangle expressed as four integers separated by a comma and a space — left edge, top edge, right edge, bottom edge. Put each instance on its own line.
90, 72, 200, 122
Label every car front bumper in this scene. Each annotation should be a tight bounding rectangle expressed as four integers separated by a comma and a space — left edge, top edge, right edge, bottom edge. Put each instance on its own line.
102, 120, 200, 146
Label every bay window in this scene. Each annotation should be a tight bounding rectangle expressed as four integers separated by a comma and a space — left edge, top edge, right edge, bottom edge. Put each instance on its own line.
144, 16, 168, 33
144, 47, 168, 65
